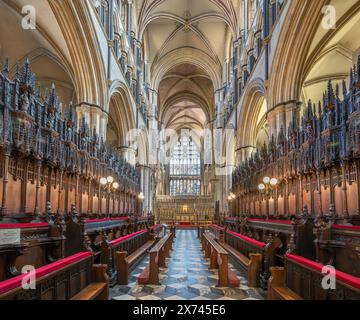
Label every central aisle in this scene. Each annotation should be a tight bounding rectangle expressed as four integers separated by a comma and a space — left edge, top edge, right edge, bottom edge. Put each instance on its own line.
111, 229, 264, 300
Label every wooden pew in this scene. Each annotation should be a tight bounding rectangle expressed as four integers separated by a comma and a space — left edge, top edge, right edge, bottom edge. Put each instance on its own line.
0, 252, 109, 300
209, 224, 276, 288
201, 232, 240, 287
114, 226, 165, 285
268, 253, 360, 300
245, 215, 315, 262
138, 232, 174, 285
314, 222, 360, 277
100, 229, 155, 285
0, 218, 65, 282
149, 224, 164, 237
64, 208, 129, 258
224, 209, 316, 265
222, 230, 264, 288
208, 224, 224, 239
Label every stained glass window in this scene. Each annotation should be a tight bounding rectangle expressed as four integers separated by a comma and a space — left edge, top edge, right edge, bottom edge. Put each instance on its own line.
169, 135, 201, 196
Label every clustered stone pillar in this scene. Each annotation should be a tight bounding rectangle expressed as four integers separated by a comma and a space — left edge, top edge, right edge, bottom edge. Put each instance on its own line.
138, 165, 152, 214
76, 103, 109, 141
267, 101, 301, 138
215, 89, 224, 129
235, 146, 256, 164
118, 146, 137, 167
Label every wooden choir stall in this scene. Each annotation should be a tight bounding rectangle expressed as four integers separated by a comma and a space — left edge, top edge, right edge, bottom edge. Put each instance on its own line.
0, 59, 157, 300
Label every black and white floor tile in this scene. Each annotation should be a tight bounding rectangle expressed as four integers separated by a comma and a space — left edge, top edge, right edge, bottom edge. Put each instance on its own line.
111, 230, 265, 301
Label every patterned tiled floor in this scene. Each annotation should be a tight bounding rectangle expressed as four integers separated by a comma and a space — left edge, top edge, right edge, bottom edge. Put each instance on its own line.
111, 230, 265, 300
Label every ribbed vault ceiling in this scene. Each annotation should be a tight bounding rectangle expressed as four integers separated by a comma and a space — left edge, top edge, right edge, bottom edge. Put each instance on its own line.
137, 0, 239, 130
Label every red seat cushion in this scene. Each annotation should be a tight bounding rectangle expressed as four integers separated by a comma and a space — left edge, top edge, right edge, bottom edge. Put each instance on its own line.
227, 230, 266, 248
332, 224, 360, 231
286, 254, 360, 290
179, 222, 191, 226
248, 218, 292, 225
228, 269, 240, 287
110, 230, 147, 246
138, 266, 150, 284
209, 224, 225, 231
85, 217, 128, 224
0, 223, 49, 229
177, 224, 197, 228
149, 224, 161, 230
0, 252, 92, 295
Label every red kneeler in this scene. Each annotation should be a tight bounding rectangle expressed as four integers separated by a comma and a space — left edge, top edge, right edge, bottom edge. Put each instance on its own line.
138, 266, 150, 284
228, 269, 240, 287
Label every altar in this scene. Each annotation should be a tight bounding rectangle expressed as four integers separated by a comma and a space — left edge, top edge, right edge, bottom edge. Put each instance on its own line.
155, 195, 215, 226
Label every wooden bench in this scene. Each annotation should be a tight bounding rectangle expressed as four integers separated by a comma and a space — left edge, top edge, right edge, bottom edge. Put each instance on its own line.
201, 232, 240, 287
100, 229, 155, 286
138, 232, 173, 285
209, 225, 265, 288
149, 224, 164, 236
268, 253, 360, 300
0, 219, 65, 282
224, 211, 316, 265
0, 252, 109, 300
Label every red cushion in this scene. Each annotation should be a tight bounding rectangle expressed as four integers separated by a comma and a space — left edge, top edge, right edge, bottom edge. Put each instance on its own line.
138, 265, 150, 284
85, 217, 129, 224
228, 269, 240, 287
111, 217, 129, 221
248, 218, 292, 225
226, 230, 266, 248
110, 230, 147, 246
332, 224, 360, 231
209, 224, 225, 231
0, 223, 49, 229
0, 252, 92, 295
177, 224, 197, 227
286, 254, 360, 290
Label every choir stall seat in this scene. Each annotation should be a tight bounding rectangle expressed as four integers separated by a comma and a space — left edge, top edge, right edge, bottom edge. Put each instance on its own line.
0, 221, 65, 282
268, 253, 360, 300
0, 252, 109, 300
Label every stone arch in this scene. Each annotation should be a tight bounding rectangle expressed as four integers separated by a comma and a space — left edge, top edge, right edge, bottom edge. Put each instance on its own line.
237, 78, 268, 162
15, 47, 77, 104
300, 2, 360, 105
136, 126, 149, 166
49, 0, 109, 108
268, 0, 328, 109
108, 82, 136, 148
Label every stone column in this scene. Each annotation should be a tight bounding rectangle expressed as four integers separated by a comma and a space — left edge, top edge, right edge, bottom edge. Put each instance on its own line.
118, 146, 137, 166
127, 0, 133, 44
236, 145, 256, 163
267, 101, 301, 138
139, 165, 152, 213
76, 103, 108, 141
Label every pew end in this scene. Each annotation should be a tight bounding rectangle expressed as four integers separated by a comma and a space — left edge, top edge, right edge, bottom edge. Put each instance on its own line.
248, 253, 263, 288
115, 251, 129, 285
92, 264, 109, 300
267, 267, 302, 300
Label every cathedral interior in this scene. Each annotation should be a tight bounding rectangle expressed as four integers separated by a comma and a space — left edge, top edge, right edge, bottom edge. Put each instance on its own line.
0, 0, 360, 303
